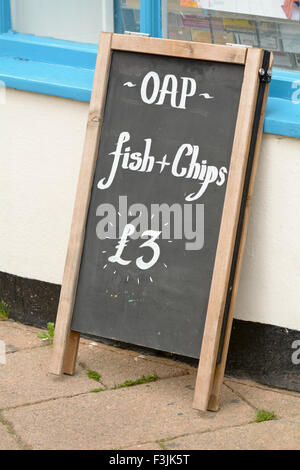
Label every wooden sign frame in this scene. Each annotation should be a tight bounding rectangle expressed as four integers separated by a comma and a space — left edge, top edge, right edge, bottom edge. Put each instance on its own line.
50, 33, 272, 411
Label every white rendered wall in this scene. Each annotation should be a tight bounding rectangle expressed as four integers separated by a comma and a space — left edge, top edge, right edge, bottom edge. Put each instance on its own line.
235, 133, 300, 330
0, 89, 299, 331
0, 89, 88, 285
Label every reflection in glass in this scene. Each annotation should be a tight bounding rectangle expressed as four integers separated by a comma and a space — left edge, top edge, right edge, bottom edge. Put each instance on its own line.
114, 0, 140, 34
164, 0, 300, 70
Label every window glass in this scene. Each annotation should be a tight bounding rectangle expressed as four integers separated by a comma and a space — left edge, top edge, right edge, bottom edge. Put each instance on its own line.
114, 0, 140, 34
10, 0, 113, 44
164, 0, 300, 70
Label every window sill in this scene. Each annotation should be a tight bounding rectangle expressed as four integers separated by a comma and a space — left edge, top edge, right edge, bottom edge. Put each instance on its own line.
0, 31, 97, 101
265, 69, 300, 139
0, 55, 95, 102
265, 97, 300, 139
0, 31, 299, 139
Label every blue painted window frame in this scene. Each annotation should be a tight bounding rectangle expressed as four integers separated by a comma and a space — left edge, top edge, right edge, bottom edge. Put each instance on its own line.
0, 0, 299, 138
140, 0, 162, 38
0, 0, 98, 101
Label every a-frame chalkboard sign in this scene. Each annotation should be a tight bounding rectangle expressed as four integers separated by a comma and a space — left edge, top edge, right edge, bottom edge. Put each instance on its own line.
50, 33, 272, 411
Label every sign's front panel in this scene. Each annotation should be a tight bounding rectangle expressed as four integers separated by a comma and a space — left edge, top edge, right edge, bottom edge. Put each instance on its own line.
71, 50, 244, 358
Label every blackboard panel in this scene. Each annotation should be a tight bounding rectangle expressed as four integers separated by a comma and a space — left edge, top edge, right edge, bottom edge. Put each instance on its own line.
71, 50, 244, 358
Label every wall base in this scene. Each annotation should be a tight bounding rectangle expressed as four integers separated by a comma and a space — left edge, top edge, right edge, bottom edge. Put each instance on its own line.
1, 271, 299, 392
0, 271, 59, 327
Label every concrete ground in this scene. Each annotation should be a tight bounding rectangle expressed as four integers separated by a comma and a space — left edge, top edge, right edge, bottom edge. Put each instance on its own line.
0, 319, 299, 450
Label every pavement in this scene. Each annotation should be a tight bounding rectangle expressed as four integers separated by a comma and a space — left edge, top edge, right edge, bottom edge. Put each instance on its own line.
0, 319, 300, 450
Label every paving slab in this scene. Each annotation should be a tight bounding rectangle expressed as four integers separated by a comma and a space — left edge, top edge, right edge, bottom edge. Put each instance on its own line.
165, 415, 300, 450
225, 379, 300, 419
77, 342, 190, 388
4, 375, 255, 450
0, 340, 190, 409
0, 321, 44, 353
0, 421, 23, 450
0, 346, 93, 409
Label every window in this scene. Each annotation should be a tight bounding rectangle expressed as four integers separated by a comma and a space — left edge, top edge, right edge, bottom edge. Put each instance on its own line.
0, 1, 161, 101
115, 0, 141, 34
161, 1, 300, 139
164, 0, 300, 71
10, 0, 113, 44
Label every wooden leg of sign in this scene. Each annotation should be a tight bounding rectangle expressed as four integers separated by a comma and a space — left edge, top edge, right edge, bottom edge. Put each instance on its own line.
206, 193, 253, 410
192, 48, 265, 411
62, 331, 81, 375
206, 196, 257, 411
207, 184, 255, 410
206, 60, 272, 412
49, 32, 113, 376
207, 304, 237, 411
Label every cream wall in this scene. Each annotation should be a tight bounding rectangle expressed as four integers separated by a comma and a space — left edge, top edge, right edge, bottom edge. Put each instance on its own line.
0, 89, 299, 331
0, 89, 88, 285
235, 133, 300, 330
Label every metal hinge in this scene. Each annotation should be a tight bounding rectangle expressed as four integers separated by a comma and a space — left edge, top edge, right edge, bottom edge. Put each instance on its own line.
125, 31, 150, 37
226, 43, 253, 48
258, 67, 272, 83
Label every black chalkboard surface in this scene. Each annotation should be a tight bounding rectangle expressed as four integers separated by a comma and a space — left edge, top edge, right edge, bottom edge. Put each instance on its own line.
50, 34, 271, 411
71, 51, 244, 358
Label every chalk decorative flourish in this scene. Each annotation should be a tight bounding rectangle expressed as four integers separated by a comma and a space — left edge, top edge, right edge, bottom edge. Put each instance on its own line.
123, 82, 137, 88
199, 93, 214, 99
